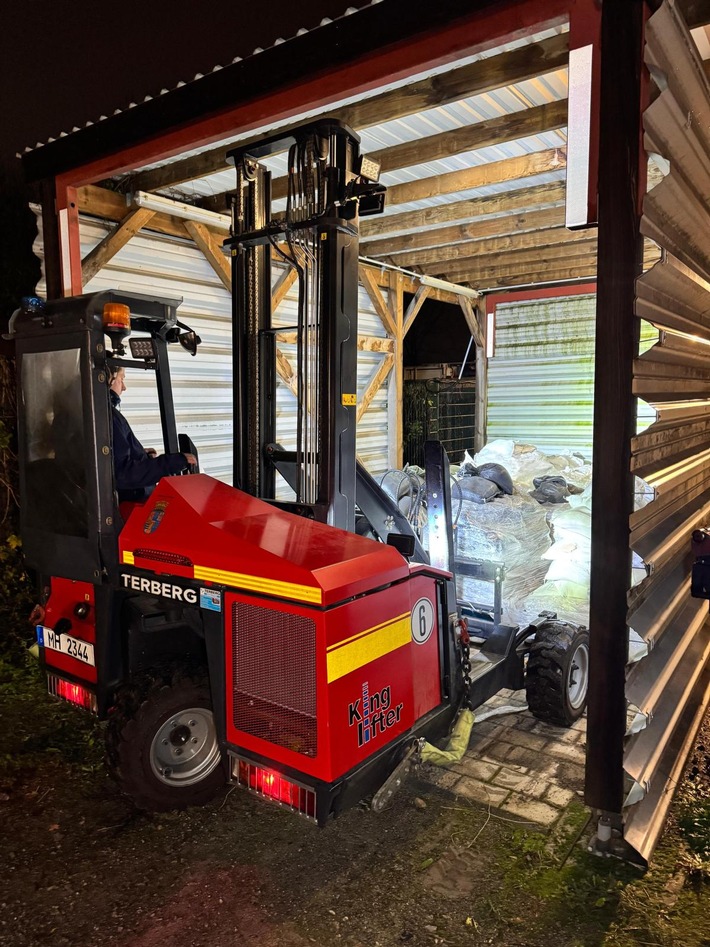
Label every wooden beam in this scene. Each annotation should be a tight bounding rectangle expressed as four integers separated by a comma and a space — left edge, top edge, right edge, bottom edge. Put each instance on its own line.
272, 266, 298, 311
275, 349, 299, 399
390, 271, 405, 468
270, 100, 568, 201
79, 184, 206, 240
134, 34, 569, 196
360, 267, 397, 336
459, 297, 483, 349
78, 188, 473, 302
467, 264, 599, 290
385, 148, 566, 207
275, 331, 394, 353
361, 181, 566, 240
474, 298, 488, 452
357, 354, 395, 422
387, 226, 595, 268
440, 245, 599, 284
81, 207, 155, 284
184, 220, 231, 290
441, 241, 660, 286
402, 286, 432, 337
362, 206, 566, 258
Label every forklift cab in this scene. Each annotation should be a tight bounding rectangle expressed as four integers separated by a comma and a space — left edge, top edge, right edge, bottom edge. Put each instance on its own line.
9, 290, 199, 585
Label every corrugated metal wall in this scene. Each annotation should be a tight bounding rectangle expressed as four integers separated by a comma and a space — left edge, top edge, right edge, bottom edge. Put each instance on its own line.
34, 211, 392, 483
487, 294, 597, 457
623, 0, 710, 864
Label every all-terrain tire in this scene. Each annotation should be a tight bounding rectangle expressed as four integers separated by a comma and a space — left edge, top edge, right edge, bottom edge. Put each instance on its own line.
525, 622, 590, 727
105, 666, 226, 812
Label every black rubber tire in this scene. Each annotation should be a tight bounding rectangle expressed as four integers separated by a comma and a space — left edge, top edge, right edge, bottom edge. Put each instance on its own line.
105, 667, 226, 812
525, 622, 590, 727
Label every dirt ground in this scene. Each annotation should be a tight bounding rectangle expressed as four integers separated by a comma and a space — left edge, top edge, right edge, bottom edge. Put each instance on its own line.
1, 651, 709, 947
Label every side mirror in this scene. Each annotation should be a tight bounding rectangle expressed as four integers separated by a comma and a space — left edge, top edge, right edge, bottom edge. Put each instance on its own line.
178, 330, 201, 356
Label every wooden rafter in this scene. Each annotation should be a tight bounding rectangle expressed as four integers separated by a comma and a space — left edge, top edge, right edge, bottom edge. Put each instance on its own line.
357, 354, 395, 422
440, 244, 599, 284
362, 206, 566, 258
184, 220, 230, 290
133, 33, 569, 196
275, 350, 299, 399
272, 267, 298, 311
459, 297, 484, 348
384, 148, 566, 207
270, 100, 568, 202
81, 207, 155, 284
361, 181, 566, 240
275, 331, 395, 353
403, 286, 432, 337
387, 226, 596, 269
360, 267, 397, 336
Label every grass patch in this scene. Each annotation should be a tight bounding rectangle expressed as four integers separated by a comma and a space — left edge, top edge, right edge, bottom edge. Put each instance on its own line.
0, 648, 103, 789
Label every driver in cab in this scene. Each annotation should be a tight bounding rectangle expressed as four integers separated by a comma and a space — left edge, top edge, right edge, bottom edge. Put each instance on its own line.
110, 367, 197, 501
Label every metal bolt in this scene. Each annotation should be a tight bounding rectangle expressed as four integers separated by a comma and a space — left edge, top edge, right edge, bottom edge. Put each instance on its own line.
175, 748, 183, 756
102, 446, 110, 456
105, 517, 113, 526
98, 372, 105, 383
189, 720, 196, 727
97, 343, 104, 353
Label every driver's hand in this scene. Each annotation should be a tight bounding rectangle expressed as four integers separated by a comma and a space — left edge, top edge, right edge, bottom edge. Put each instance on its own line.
145, 448, 158, 457
183, 453, 198, 467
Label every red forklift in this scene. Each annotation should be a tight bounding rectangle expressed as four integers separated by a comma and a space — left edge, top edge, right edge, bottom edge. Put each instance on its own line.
11, 120, 588, 823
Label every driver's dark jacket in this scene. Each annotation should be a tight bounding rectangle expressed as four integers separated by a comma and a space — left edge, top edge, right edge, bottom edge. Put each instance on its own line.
110, 390, 186, 498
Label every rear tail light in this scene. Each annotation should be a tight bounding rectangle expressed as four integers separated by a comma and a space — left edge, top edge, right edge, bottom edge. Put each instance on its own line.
47, 673, 98, 714
233, 756, 316, 821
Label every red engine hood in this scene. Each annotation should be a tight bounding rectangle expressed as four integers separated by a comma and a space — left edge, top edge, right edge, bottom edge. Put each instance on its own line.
119, 475, 409, 607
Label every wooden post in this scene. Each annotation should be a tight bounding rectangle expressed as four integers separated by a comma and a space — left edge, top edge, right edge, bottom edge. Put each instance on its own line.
474, 299, 488, 453
55, 183, 83, 296
390, 271, 405, 468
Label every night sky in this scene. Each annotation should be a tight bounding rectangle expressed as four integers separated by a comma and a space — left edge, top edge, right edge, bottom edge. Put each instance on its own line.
0, 0, 370, 325
1, 0, 370, 162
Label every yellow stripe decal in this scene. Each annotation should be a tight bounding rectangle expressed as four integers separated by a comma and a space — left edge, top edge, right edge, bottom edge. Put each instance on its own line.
193, 565, 322, 605
123, 551, 135, 565
327, 616, 410, 683
327, 612, 409, 652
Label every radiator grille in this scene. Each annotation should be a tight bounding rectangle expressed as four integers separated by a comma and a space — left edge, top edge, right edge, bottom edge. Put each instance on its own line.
232, 600, 317, 756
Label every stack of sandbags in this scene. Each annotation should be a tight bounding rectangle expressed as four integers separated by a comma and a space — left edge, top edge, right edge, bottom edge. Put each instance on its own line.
520, 504, 592, 627
453, 491, 552, 623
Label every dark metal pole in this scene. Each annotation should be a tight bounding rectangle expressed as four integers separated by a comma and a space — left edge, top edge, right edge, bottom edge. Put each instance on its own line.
585, 0, 646, 815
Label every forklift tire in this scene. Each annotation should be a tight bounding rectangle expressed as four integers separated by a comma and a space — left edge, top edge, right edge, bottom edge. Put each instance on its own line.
105, 667, 226, 812
525, 622, 590, 727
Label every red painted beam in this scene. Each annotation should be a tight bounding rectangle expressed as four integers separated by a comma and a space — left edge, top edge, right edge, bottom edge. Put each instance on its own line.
55, 0, 574, 191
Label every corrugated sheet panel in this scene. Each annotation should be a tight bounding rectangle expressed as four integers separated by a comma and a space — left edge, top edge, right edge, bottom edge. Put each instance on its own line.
33, 211, 391, 484
624, 0, 710, 865
487, 293, 596, 457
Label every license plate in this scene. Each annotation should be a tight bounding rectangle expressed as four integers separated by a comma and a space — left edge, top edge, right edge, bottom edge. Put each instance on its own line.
37, 626, 95, 667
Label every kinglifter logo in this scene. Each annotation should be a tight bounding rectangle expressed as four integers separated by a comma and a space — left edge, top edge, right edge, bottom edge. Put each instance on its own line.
348, 682, 404, 747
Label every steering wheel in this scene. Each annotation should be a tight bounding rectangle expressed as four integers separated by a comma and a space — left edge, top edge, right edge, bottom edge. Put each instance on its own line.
178, 433, 200, 474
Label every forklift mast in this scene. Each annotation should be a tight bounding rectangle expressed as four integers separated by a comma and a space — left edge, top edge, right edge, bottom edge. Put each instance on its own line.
226, 120, 384, 531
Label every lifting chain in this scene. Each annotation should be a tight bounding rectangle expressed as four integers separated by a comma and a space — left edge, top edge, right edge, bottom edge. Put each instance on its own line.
454, 615, 474, 710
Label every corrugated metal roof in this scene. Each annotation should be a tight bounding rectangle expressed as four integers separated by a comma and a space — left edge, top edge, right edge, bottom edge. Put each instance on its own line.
124, 25, 566, 177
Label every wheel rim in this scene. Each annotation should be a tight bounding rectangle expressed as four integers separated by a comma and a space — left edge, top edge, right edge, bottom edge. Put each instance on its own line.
150, 707, 221, 787
568, 641, 590, 710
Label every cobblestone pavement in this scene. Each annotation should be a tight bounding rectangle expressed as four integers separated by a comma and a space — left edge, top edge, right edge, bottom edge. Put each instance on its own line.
422, 689, 587, 827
